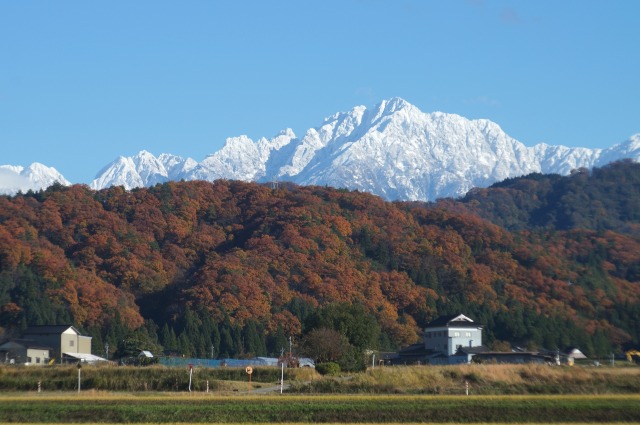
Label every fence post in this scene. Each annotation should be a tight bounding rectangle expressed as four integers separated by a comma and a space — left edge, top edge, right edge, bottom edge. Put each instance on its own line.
465, 380, 469, 396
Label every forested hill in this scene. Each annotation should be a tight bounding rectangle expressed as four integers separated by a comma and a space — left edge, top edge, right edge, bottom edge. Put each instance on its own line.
0, 168, 639, 363
454, 160, 640, 234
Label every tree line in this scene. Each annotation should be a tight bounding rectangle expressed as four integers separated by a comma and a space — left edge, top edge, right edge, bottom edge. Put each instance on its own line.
1, 162, 639, 364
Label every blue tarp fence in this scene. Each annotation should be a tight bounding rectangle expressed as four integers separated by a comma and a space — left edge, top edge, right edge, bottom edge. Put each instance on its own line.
159, 357, 279, 368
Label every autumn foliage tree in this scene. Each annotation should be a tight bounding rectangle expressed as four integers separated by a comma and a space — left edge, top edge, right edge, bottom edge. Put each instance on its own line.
0, 162, 639, 358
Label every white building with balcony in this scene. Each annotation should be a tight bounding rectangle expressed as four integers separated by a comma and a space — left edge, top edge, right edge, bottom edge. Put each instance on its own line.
423, 313, 483, 356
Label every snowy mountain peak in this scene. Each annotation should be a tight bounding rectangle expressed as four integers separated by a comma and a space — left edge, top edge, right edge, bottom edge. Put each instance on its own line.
90, 150, 201, 190
0, 162, 70, 195
88, 98, 640, 201
24, 163, 70, 187
158, 153, 198, 179
595, 133, 640, 167
277, 128, 296, 138
616, 133, 640, 152
90, 156, 141, 190
378, 96, 412, 115
135, 150, 155, 158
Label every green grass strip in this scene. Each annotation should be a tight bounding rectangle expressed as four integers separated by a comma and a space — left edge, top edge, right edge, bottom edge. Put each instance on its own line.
0, 395, 639, 423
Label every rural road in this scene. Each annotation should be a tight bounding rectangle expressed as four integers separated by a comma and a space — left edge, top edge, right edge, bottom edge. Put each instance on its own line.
247, 382, 291, 394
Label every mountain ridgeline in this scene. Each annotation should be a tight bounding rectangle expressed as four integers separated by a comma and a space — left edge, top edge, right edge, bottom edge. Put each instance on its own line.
454, 159, 640, 235
0, 161, 639, 366
5, 98, 640, 202
88, 99, 640, 202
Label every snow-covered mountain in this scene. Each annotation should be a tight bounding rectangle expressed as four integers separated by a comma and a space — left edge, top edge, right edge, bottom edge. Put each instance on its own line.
89, 151, 198, 190
0, 163, 70, 195
90, 98, 640, 201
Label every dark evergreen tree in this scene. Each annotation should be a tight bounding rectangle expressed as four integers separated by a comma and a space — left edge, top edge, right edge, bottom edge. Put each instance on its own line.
178, 332, 192, 357
200, 312, 219, 358
243, 320, 267, 357
267, 325, 288, 356
159, 324, 177, 353
218, 317, 235, 358
232, 324, 244, 356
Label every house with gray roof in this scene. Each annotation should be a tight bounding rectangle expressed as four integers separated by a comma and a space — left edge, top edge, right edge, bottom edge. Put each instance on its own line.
389, 313, 487, 365
21, 325, 93, 364
423, 313, 484, 357
0, 339, 52, 365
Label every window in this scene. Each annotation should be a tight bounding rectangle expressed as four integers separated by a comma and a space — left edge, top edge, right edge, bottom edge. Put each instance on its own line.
36, 357, 41, 364
453, 332, 460, 337
465, 332, 471, 337
27, 357, 32, 363
69, 340, 74, 347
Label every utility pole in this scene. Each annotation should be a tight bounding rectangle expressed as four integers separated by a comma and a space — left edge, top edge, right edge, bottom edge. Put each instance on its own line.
280, 358, 284, 394
77, 362, 82, 393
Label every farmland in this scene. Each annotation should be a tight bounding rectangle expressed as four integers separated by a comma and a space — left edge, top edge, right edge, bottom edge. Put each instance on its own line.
1, 364, 639, 423
0, 394, 639, 423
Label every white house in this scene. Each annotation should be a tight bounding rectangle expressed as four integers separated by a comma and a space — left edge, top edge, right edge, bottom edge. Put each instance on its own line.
424, 313, 483, 356
390, 313, 486, 365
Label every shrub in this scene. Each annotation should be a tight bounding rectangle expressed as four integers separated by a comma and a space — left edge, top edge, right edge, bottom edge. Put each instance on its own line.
316, 362, 341, 376
337, 345, 367, 372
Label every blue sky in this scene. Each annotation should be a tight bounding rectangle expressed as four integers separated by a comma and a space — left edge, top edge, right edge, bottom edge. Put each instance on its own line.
2, 1, 639, 183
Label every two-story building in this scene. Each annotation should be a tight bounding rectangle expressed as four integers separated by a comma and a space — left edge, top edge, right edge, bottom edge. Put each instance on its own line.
389, 313, 487, 365
0, 325, 101, 365
22, 325, 93, 363
423, 313, 483, 356
386, 314, 587, 366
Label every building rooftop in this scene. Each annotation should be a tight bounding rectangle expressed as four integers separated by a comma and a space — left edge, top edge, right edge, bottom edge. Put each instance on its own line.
425, 313, 481, 329
0, 339, 52, 351
455, 346, 490, 355
23, 325, 79, 335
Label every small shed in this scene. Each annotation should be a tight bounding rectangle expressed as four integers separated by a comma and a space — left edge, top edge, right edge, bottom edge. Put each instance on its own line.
63, 352, 109, 365
566, 348, 587, 360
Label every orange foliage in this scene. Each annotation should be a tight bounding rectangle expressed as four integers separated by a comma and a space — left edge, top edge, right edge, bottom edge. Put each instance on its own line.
0, 179, 638, 348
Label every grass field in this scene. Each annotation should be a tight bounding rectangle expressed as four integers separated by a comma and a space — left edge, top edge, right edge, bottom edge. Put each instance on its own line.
2, 363, 639, 394
0, 394, 639, 423
2, 364, 639, 424
293, 363, 640, 394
